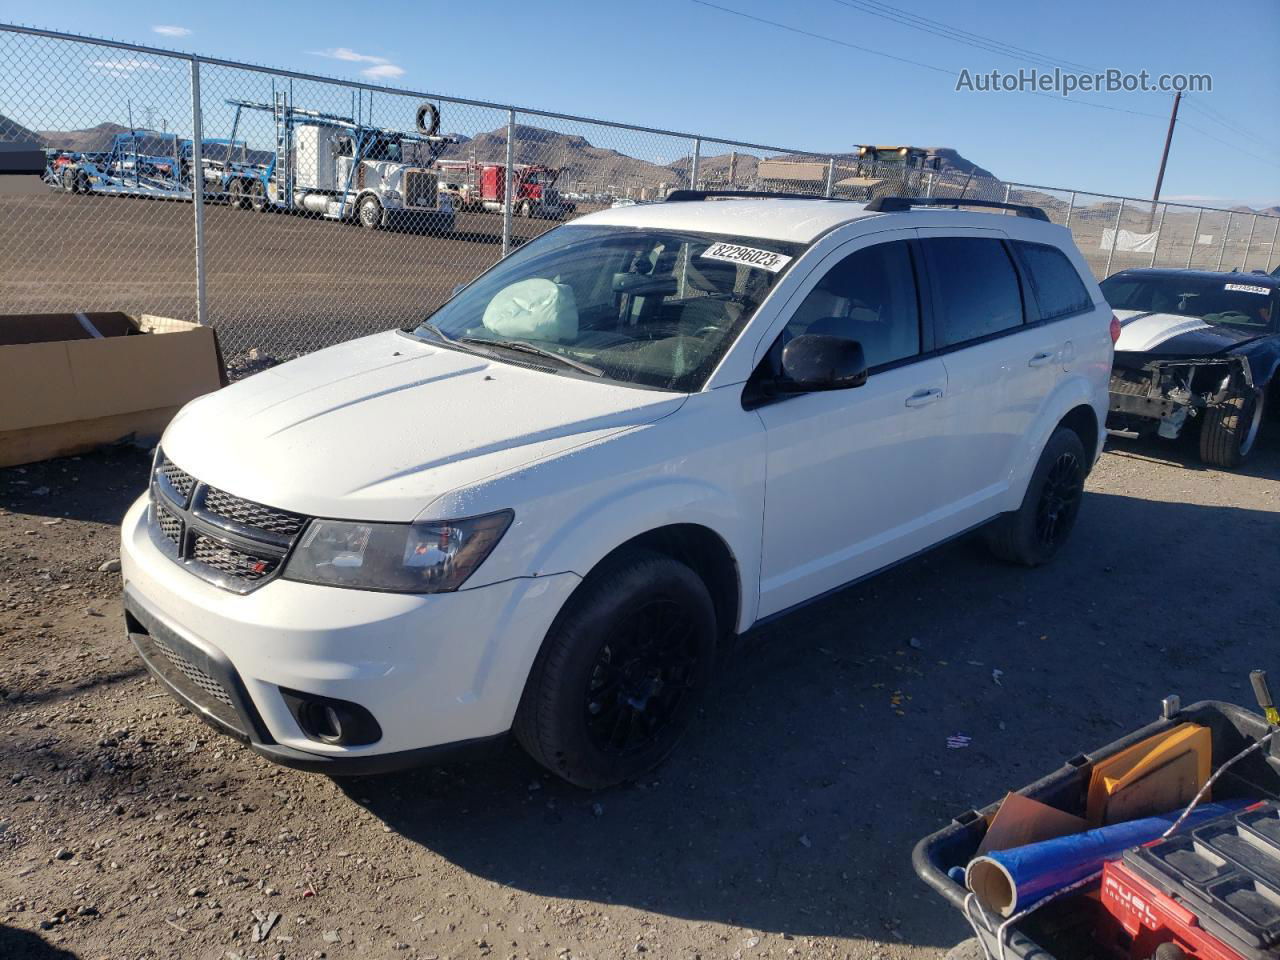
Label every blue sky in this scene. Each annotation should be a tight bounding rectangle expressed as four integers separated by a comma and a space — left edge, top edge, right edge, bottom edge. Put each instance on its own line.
3, 0, 1277, 207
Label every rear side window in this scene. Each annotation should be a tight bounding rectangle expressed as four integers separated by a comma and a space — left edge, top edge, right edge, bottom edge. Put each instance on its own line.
779, 240, 921, 368
921, 237, 1024, 348
1014, 241, 1093, 320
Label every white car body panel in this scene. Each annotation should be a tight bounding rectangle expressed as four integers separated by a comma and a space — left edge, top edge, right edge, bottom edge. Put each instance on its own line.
1112, 310, 1211, 352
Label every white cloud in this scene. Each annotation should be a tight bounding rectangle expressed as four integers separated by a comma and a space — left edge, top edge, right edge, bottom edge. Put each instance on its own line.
362, 63, 405, 79
151, 25, 191, 37
311, 47, 405, 80
88, 57, 171, 78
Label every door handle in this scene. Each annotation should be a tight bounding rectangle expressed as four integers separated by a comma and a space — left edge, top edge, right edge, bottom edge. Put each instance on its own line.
1028, 351, 1057, 368
905, 388, 944, 408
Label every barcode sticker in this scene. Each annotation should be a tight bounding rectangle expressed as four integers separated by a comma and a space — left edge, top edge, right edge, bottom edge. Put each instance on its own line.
701, 241, 792, 273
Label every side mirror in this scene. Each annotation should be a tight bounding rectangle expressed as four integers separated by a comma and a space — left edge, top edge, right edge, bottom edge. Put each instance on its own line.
778, 334, 868, 392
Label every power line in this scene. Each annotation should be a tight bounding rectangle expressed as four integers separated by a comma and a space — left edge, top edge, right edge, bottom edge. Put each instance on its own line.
692, 0, 1279, 176
690, 0, 954, 75
691, 1, 1164, 119
1178, 118, 1280, 172
828, 0, 1094, 73
1181, 96, 1280, 153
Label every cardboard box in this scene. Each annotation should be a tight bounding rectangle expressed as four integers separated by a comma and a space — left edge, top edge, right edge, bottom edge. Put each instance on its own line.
0, 312, 226, 467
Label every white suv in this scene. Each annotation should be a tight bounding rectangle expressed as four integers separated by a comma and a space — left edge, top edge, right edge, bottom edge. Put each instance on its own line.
120, 194, 1114, 787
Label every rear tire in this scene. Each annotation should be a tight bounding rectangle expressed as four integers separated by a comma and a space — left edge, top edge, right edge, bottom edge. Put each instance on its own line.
1199, 387, 1264, 469
248, 179, 267, 212
514, 549, 717, 789
983, 426, 1087, 567
228, 179, 247, 209
60, 167, 77, 193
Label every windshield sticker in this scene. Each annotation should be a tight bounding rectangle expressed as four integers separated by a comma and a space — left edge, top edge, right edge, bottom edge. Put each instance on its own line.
700, 242, 792, 273
1224, 283, 1270, 296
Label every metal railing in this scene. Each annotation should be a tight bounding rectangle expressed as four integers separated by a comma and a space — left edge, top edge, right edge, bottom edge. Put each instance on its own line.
1, 22, 1276, 370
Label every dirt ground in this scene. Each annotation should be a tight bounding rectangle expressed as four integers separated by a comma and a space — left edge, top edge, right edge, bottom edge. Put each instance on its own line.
1, 423, 1277, 960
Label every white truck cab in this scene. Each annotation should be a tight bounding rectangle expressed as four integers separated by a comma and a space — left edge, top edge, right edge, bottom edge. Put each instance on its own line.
120, 194, 1114, 787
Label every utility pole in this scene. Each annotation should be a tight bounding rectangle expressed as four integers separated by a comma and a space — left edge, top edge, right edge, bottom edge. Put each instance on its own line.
1149, 90, 1181, 230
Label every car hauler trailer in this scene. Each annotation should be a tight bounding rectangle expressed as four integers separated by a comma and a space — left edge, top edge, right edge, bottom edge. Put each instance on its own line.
45, 130, 198, 199
215, 95, 456, 232
435, 159, 574, 220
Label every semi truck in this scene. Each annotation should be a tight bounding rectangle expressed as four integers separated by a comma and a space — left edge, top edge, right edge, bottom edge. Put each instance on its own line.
213, 96, 456, 232
436, 160, 574, 219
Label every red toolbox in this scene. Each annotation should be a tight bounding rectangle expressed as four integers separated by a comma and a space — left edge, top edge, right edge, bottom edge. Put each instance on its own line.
1098, 802, 1280, 960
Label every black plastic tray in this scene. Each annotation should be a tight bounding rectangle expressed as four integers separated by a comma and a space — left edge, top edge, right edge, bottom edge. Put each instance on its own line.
912, 700, 1280, 960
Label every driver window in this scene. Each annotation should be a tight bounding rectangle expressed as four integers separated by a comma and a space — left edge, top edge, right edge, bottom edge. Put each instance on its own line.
779, 241, 921, 368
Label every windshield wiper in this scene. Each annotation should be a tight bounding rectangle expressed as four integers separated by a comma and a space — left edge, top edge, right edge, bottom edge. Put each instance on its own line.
458, 338, 603, 377
418, 319, 458, 344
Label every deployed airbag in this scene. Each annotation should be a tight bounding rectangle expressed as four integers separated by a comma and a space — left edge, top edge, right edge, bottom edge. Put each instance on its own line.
482, 278, 578, 343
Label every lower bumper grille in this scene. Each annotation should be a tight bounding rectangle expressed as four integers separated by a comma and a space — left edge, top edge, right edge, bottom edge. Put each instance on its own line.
131, 625, 245, 736
125, 591, 267, 742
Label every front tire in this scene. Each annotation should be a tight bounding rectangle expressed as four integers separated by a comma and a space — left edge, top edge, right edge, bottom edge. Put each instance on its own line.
983, 426, 1087, 567
514, 549, 717, 789
358, 195, 383, 229
1199, 387, 1264, 469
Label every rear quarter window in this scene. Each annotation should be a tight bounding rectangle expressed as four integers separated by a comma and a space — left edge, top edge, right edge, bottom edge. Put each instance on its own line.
1014, 241, 1093, 320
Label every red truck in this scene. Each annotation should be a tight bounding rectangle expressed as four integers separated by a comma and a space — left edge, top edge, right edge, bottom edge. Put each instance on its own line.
437, 161, 574, 219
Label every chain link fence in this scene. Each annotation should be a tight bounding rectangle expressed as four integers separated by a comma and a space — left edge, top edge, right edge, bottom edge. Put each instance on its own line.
2, 23, 1277, 372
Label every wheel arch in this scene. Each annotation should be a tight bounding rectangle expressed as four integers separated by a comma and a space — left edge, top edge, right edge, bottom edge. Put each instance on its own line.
591, 524, 741, 646
1057, 403, 1099, 473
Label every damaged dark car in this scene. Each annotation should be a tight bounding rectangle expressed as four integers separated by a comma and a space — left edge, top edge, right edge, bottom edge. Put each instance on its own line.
1101, 268, 1280, 468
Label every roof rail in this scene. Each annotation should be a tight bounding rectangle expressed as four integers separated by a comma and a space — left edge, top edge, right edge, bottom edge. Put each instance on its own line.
864, 195, 1050, 221
665, 189, 848, 203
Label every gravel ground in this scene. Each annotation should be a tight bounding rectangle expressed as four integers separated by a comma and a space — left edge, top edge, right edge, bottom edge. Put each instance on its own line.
1, 426, 1277, 960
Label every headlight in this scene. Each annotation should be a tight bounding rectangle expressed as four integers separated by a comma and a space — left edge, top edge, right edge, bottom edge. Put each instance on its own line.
282, 510, 512, 593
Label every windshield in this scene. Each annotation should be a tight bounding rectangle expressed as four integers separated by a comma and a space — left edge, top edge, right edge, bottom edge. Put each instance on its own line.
412, 224, 805, 391
365, 136, 401, 162
1101, 274, 1277, 330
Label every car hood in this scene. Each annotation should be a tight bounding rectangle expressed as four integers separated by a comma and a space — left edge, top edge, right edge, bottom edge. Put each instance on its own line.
1113, 310, 1262, 358
161, 331, 684, 521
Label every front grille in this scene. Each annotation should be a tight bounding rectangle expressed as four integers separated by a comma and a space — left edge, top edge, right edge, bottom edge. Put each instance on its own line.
201, 488, 306, 537
155, 502, 182, 545
405, 169, 438, 208
158, 457, 195, 501
149, 448, 309, 593
192, 535, 281, 582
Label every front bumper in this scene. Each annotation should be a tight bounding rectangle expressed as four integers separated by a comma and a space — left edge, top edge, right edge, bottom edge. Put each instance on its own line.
1106, 354, 1251, 434
120, 495, 579, 772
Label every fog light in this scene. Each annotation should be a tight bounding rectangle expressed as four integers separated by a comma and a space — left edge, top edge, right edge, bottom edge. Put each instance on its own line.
280, 689, 382, 746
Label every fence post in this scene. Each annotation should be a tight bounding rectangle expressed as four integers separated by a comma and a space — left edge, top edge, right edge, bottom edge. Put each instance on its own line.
1270, 218, 1280, 273
1063, 191, 1076, 228
188, 57, 207, 326
1215, 212, 1232, 271
1186, 208, 1203, 268
728, 150, 736, 188
1149, 204, 1166, 268
689, 138, 700, 190
1103, 199, 1125, 277
924, 171, 934, 198
824, 158, 835, 198
501, 109, 515, 257
1002, 183, 1011, 204
1242, 215, 1258, 272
